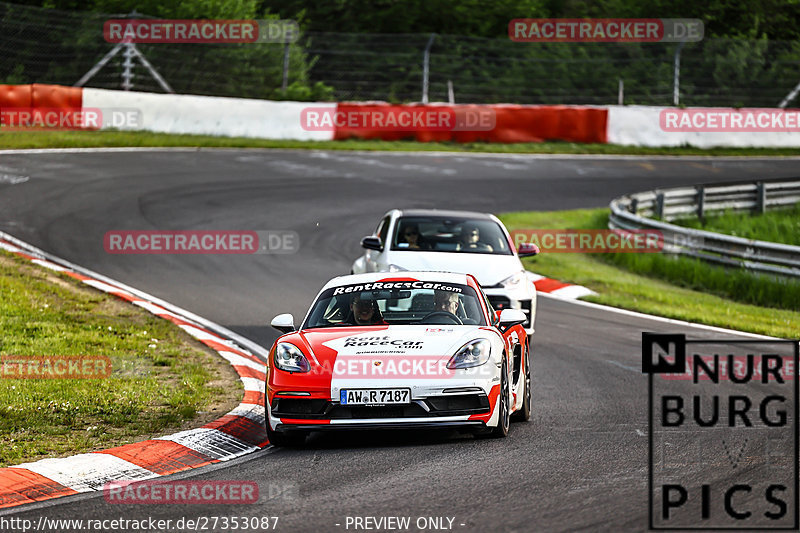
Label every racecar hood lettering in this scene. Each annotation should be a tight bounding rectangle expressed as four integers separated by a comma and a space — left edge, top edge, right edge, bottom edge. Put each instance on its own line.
331, 281, 464, 295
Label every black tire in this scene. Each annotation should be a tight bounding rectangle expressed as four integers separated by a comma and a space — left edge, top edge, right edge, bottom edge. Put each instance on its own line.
265, 399, 307, 447
511, 342, 532, 422
266, 421, 307, 447
490, 361, 511, 438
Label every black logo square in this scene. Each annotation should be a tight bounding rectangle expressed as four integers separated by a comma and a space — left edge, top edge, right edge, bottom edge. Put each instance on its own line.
642, 333, 686, 374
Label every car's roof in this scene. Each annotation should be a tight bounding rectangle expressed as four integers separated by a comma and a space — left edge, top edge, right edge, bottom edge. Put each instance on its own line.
320, 271, 474, 291
394, 209, 496, 220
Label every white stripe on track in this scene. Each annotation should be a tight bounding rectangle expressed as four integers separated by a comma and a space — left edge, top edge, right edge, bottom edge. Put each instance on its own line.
156, 428, 259, 461
16, 454, 158, 493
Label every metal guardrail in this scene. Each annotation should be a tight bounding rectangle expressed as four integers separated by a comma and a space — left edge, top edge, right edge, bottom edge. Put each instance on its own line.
608, 178, 800, 278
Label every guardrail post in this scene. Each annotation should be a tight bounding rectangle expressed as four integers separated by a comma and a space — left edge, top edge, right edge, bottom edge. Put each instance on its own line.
756, 182, 766, 214
696, 186, 705, 221
655, 192, 665, 220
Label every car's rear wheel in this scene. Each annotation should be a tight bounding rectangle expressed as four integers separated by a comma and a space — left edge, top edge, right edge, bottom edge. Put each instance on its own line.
511, 342, 531, 422
490, 362, 510, 438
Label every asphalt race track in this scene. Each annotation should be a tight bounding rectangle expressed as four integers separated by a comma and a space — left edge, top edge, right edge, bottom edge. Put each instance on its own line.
1, 150, 798, 532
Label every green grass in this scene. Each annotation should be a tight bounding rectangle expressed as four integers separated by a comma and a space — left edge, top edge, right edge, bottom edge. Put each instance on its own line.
0, 251, 241, 467
5, 130, 800, 156
675, 203, 800, 246
499, 209, 800, 339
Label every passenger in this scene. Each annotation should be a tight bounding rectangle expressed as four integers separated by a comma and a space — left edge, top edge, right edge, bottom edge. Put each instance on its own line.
433, 290, 460, 315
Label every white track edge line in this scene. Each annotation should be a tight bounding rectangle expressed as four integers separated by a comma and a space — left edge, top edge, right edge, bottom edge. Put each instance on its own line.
537, 291, 780, 339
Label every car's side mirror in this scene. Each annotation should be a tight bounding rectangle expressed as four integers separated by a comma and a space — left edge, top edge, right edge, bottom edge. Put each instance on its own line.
361, 236, 383, 251
270, 313, 296, 333
517, 242, 540, 257
497, 308, 527, 329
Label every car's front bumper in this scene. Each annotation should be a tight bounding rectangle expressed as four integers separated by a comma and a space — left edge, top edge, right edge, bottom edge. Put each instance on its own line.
267, 389, 499, 432
272, 419, 487, 433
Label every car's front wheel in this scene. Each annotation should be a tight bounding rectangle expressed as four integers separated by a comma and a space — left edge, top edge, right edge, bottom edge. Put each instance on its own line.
266, 421, 307, 447
511, 342, 532, 422
265, 402, 307, 447
490, 361, 511, 438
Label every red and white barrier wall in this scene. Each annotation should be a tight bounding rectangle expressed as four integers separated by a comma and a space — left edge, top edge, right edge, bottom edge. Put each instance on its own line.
3, 84, 800, 147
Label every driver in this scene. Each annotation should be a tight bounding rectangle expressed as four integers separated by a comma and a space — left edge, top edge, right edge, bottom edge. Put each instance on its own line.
349, 293, 386, 325
458, 224, 493, 252
433, 290, 460, 315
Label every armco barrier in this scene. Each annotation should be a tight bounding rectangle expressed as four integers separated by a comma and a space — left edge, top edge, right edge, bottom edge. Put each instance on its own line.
609, 178, 800, 277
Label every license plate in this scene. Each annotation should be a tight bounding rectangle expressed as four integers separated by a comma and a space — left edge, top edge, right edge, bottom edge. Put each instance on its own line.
340, 388, 410, 405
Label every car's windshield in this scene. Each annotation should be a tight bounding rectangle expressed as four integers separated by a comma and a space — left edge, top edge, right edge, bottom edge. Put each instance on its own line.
303, 281, 487, 328
391, 216, 512, 255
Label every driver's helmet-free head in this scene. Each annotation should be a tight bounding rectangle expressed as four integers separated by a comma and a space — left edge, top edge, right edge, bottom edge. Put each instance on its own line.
433, 290, 459, 314
351, 293, 382, 324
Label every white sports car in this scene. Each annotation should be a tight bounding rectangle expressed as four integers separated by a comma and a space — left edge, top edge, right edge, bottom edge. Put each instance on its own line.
351, 209, 539, 335
265, 271, 532, 446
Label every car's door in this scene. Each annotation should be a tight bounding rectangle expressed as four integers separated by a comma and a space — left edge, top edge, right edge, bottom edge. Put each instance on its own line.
364, 214, 391, 272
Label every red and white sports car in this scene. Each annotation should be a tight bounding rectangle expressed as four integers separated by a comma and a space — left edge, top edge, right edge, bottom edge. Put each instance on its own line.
265, 271, 532, 446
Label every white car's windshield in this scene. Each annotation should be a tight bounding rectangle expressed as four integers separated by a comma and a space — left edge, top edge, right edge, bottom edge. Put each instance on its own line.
303, 281, 487, 328
391, 216, 512, 255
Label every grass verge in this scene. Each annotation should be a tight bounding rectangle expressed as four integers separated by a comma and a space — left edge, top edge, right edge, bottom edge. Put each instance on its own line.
675, 203, 800, 247
0, 250, 241, 467
5, 130, 800, 156
499, 209, 800, 339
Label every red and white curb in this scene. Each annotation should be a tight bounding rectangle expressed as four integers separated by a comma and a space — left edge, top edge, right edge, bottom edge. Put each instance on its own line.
526, 271, 596, 300
0, 233, 270, 510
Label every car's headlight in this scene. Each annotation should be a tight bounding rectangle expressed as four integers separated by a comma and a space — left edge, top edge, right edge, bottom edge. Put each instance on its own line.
499, 271, 525, 289
274, 343, 311, 373
387, 264, 407, 272
447, 339, 491, 369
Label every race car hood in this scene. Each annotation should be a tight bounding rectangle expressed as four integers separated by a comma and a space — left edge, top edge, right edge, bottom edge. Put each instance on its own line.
298, 325, 488, 363
388, 251, 523, 286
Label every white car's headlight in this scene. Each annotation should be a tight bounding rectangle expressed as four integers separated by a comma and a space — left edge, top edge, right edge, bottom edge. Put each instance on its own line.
499, 271, 525, 289
274, 342, 311, 373
387, 264, 407, 272
447, 339, 491, 369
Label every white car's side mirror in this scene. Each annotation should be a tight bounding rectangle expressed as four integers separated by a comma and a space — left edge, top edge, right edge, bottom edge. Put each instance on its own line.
361, 236, 382, 251
270, 313, 296, 333
517, 242, 540, 257
497, 308, 526, 329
